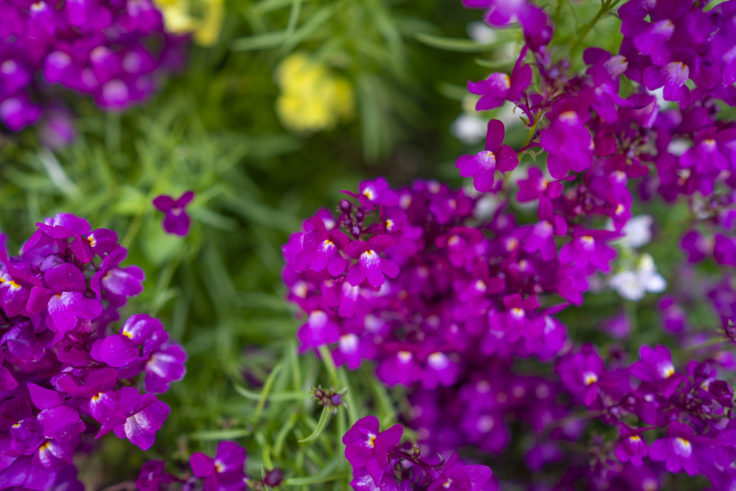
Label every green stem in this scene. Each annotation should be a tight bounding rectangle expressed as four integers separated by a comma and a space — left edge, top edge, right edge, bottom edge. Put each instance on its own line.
284, 473, 348, 486
121, 211, 144, 250
683, 335, 726, 353
318, 345, 340, 389
570, 0, 619, 54
252, 363, 283, 424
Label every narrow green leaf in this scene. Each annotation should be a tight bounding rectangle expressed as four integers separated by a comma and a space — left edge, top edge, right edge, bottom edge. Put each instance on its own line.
280, 5, 336, 54
283, 0, 303, 40
317, 345, 340, 389
234, 385, 304, 401
232, 31, 287, 51
415, 32, 513, 52
284, 473, 348, 486
190, 428, 251, 440
298, 406, 332, 443
474, 58, 515, 70
252, 363, 283, 424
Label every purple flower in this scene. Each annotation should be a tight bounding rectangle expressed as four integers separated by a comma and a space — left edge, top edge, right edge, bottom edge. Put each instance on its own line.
136, 460, 177, 491
427, 454, 493, 491
559, 229, 618, 274
90, 387, 170, 450
377, 350, 421, 387
516, 167, 563, 203
143, 343, 187, 394
190, 441, 247, 491
456, 120, 519, 192
297, 310, 340, 352
0, 0, 188, 138
615, 433, 648, 466
343, 415, 403, 482
153, 191, 195, 236
345, 236, 399, 288
644, 61, 690, 104
630, 345, 676, 382
649, 423, 699, 476
355, 177, 398, 208
556, 344, 605, 406
463, 0, 553, 49
91, 247, 145, 306
468, 63, 532, 110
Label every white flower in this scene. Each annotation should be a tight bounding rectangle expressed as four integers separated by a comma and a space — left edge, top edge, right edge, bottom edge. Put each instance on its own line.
620, 215, 653, 249
467, 21, 496, 43
666, 138, 690, 157
451, 114, 487, 144
609, 254, 666, 301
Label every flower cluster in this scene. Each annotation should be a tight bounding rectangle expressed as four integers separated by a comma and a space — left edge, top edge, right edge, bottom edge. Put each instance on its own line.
394, 0, 736, 487
137, 440, 249, 490
279, 0, 736, 487
342, 415, 494, 490
553, 343, 736, 488
466, 0, 736, 275
282, 176, 613, 390
0, 213, 186, 489
0, 0, 188, 137
137, 441, 285, 491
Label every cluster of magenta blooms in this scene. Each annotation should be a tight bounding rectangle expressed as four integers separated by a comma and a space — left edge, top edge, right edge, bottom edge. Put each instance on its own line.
0, 0, 187, 144
0, 213, 186, 489
282, 0, 736, 489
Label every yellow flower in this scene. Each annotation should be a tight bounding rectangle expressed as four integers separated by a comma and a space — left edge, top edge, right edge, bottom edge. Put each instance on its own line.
275, 53, 355, 133
154, 0, 223, 46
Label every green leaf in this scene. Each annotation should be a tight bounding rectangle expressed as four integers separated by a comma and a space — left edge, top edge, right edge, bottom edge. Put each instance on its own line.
474, 58, 515, 70
252, 363, 283, 424
298, 406, 332, 443
414, 32, 515, 52
284, 473, 347, 486
190, 428, 252, 440
234, 385, 305, 401
232, 31, 287, 51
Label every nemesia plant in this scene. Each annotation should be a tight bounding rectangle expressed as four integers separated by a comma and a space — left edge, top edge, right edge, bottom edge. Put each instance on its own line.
0, 213, 185, 489
9, 0, 736, 488
278, 0, 736, 488
0, 0, 188, 138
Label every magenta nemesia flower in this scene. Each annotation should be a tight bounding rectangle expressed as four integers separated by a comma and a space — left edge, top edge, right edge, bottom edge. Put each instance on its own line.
190, 441, 247, 491
540, 106, 594, 179
468, 62, 532, 111
649, 423, 700, 476
153, 191, 195, 236
345, 235, 399, 288
0, 212, 184, 485
89, 387, 170, 450
456, 120, 519, 192
615, 433, 648, 466
427, 454, 493, 491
